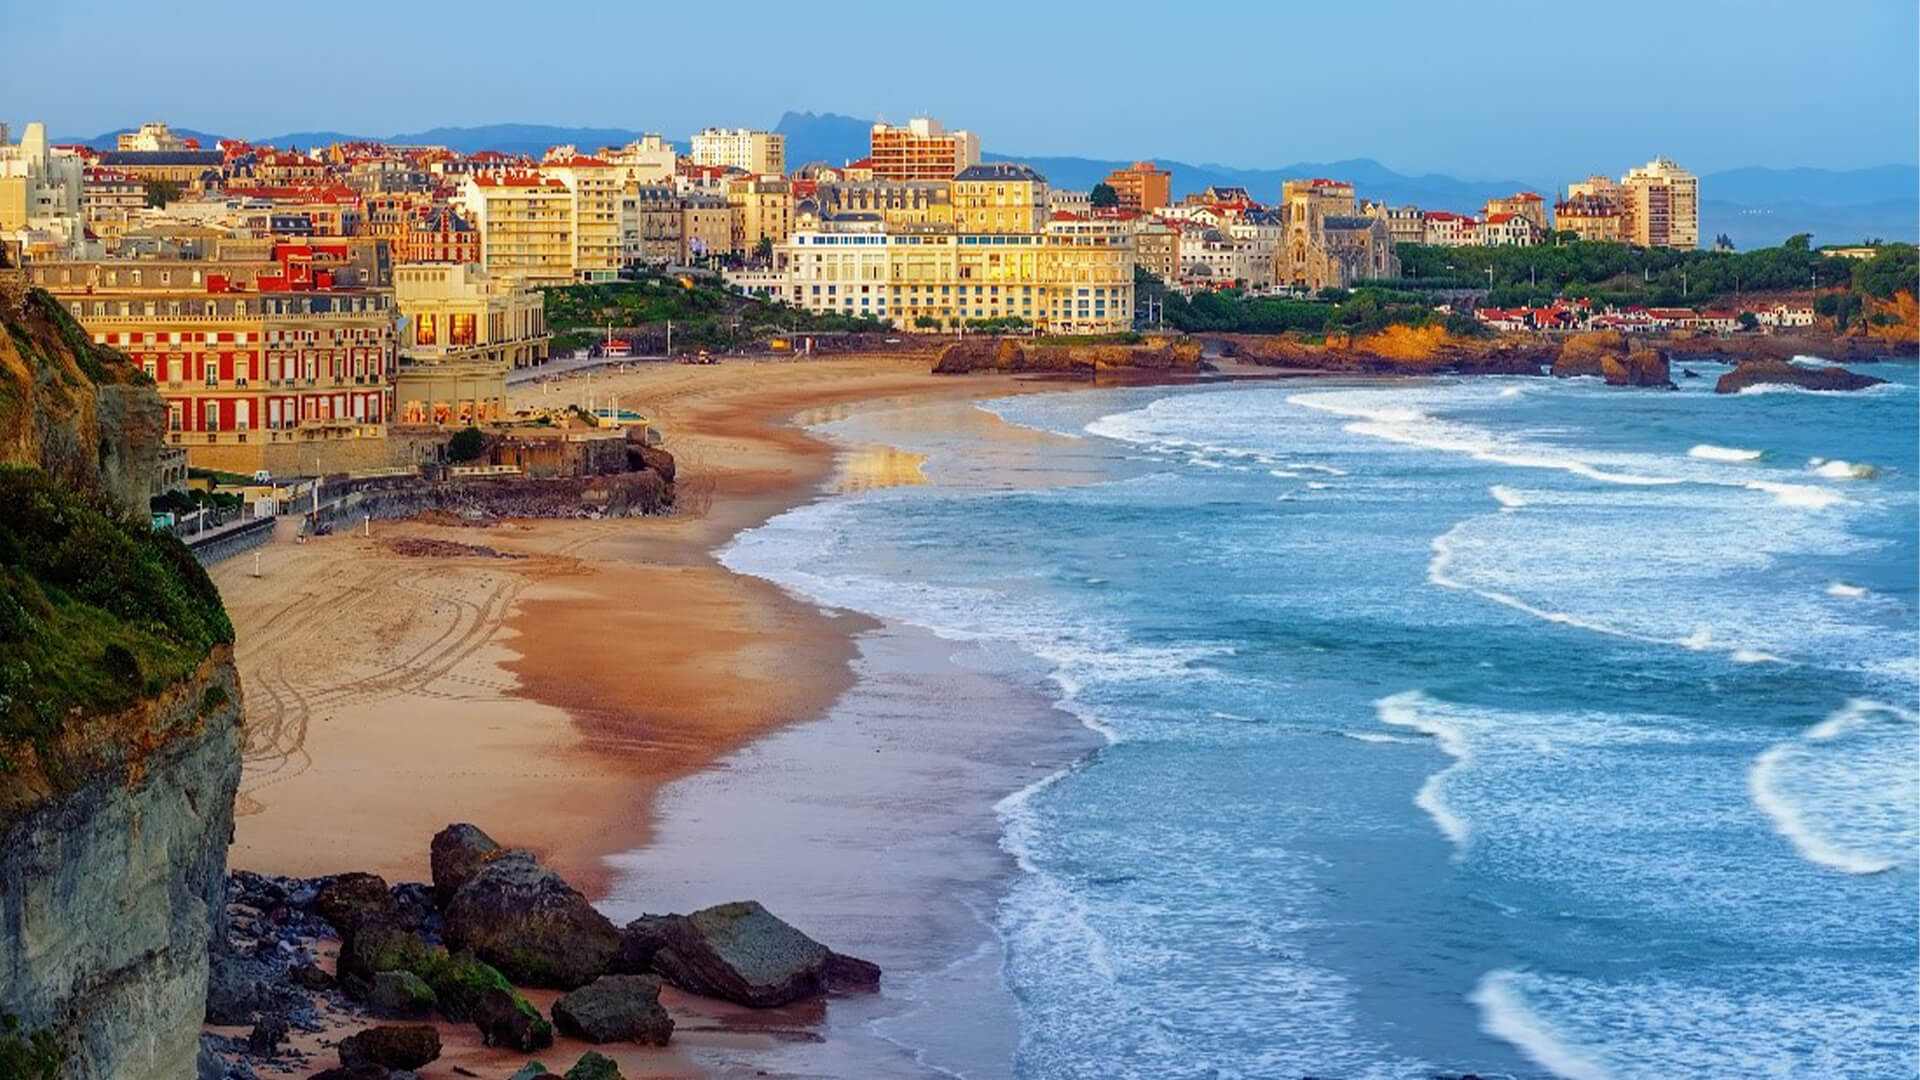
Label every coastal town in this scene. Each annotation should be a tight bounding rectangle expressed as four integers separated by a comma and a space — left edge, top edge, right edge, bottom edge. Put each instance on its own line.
1, 57, 1917, 1080
10, 114, 1907, 490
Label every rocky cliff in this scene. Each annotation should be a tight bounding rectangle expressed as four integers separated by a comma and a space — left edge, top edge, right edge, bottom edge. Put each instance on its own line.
0, 279, 243, 1080
0, 276, 166, 519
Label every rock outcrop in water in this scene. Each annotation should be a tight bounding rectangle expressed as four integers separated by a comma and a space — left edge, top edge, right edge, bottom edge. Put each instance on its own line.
1551, 331, 1674, 388
1714, 359, 1887, 394
932, 335, 1204, 375
0, 278, 244, 1079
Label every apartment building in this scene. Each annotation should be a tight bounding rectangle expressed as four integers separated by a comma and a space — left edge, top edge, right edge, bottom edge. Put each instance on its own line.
1103, 161, 1172, 213
396, 205, 481, 265
540, 156, 622, 281
0, 123, 84, 247
803, 180, 954, 230
1362, 201, 1427, 245
1420, 210, 1478, 247
951, 163, 1048, 234
1475, 213, 1542, 246
607, 135, 679, 184
1483, 192, 1548, 233
689, 128, 785, 176
680, 195, 736, 260
393, 262, 549, 427
462, 174, 575, 285
727, 175, 795, 252
1621, 158, 1698, 249
620, 185, 683, 266
1131, 218, 1181, 283
869, 118, 981, 181
1552, 193, 1626, 242
117, 122, 191, 152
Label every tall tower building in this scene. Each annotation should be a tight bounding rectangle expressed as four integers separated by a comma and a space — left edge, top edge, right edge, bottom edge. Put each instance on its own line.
1620, 158, 1698, 249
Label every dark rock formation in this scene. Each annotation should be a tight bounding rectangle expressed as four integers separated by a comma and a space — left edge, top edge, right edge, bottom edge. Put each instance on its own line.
247, 1013, 290, 1056
368, 971, 437, 1019
472, 986, 555, 1051
638, 900, 881, 1008
336, 1025, 441, 1071
825, 951, 884, 994
564, 1050, 624, 1080
291, 963, 336, 991
314, 874, 400, 935
443, 850, 621, 989
430, 823, 503, 908
552, 975, 674, 1045
1714, 359, 1887, 394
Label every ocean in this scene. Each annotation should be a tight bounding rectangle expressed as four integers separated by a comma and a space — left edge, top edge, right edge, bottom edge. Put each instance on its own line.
710, 359, 1919, 1079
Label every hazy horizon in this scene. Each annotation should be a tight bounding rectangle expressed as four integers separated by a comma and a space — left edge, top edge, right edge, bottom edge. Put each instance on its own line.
8, 0, 1916, 178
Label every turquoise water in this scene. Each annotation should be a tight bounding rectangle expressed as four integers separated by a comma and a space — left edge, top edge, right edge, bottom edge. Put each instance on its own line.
723, 361, 1919, 1079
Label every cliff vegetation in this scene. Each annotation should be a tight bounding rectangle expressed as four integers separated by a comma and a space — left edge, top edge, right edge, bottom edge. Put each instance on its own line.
0, 466, 233, 780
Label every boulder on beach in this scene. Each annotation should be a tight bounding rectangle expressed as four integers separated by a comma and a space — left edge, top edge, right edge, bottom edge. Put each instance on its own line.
336, 1024, 440, 1071
552, 974, 674, 1046
564, 1050, 625, 1080
247, 1013, 289, 1057
430, 823, 503, 908
1714, 359, 1887, 394
473, 985, 555, 1051
314, 873, 399, 935
635, 900, 881, 1008
367, 971, 437, 1019
443, 850, 621, 989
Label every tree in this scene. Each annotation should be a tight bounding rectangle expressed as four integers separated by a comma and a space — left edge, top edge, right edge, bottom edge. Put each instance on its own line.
1736, 311, 1760, 331
1783, 233, 1812, 252
753, 236, 773, 263
1089, 183, 1120, 209
447, 427, 485, 462
143, 179, 184, 209
913, 315, 941, 330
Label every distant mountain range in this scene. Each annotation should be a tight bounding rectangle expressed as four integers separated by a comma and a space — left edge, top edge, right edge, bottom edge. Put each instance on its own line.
60, 114, 1917, 249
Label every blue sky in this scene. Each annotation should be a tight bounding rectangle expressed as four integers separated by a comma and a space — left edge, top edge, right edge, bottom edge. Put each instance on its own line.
7, 0, 1916, 178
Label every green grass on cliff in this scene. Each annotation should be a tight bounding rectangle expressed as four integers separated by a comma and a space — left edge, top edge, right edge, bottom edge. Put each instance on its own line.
0, 466, 233, 766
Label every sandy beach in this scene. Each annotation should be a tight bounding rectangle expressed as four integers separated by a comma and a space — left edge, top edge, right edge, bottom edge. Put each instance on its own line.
214, 353, 1073, 893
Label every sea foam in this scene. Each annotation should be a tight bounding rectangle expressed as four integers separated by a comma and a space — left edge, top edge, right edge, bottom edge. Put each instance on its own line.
1810, 458, 1878, 480
1376, 691, 1471, 848
1470, 970, 1613, 1080
1748, 699, 1919, 875
1688, 444, 1763, 462
1489, 485, 1528, 509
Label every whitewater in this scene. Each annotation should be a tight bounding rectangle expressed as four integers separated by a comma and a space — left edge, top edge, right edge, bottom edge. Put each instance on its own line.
719, 359, 1918, 1079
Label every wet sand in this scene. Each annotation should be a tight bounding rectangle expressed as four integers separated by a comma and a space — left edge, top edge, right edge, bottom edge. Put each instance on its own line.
209, 353, 1225, 1076
214, 354, 1059, 891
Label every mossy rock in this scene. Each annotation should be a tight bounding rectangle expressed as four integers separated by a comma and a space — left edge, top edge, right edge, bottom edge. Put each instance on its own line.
564, 1050, 623, 1080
